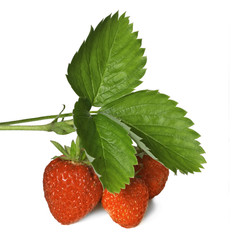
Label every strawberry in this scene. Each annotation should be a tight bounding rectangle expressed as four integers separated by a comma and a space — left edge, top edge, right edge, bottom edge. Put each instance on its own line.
43, 139, 103, 225
135, 154, 169, 199
101, 178, 149, 228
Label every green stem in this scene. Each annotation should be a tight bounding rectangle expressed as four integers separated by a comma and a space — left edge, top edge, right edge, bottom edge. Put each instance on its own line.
0, 124, 51, 131
0, 110, 98, 134
0, 119, 74, 133
0, 113, 73, 125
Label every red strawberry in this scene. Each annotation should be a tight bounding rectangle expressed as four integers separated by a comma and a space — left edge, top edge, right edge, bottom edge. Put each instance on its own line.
135, 154, 169, 199
102, 178, 149, 228
43, 140, 103, 225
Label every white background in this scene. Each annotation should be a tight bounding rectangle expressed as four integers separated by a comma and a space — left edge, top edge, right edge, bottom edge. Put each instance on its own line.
0, 0, 239, 239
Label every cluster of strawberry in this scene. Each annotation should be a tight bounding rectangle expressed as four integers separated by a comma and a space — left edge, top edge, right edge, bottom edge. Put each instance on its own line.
43, 154, 169, 228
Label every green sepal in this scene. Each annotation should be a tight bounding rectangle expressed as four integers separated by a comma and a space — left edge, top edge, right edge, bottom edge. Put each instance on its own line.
51, 140, 69, 157
51, 121, 75, 135
50, 138, 90, 164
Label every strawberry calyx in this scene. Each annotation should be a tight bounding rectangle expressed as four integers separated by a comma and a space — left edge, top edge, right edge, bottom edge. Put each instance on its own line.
133, 147, 147, 177
134, 146, 145, 158
51, 136, 91, 165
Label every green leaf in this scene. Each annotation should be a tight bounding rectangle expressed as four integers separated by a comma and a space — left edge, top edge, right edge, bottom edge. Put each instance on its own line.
67, 12, 146, 107
100, 90, 206, 174
128, 130, 158, 160
101, 113, 157, 160
73, 98, 137, 193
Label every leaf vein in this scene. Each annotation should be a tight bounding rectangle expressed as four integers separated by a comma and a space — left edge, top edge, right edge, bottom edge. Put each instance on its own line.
93, 16, 120, 104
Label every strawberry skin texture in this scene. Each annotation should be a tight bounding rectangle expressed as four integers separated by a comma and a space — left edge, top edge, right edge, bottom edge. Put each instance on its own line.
135, 155, 169, 199
102, 178, 149, 228
43, 157, 103, 225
